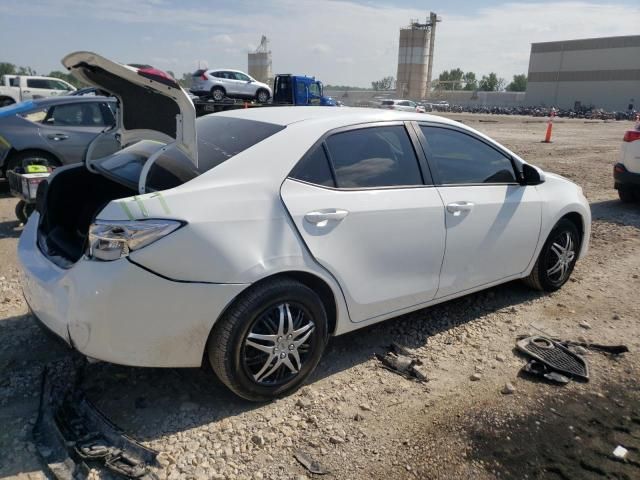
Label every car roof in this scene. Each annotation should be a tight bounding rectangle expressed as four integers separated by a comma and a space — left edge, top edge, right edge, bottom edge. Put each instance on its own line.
214, 106, 458, 128
26, 95, 116, 108
208, 69, 246, 73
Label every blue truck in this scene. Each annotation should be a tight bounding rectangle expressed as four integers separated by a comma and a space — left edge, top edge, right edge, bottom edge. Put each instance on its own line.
194, 74, 336, 116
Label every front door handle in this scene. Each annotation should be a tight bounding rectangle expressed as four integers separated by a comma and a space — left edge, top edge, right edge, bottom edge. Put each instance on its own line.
304, 209, 349, 225
446, 202, 475, 216
47, 133, 69, 141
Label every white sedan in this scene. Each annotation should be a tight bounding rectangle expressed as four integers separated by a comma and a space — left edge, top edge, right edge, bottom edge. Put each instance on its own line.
19, 53, 591, 401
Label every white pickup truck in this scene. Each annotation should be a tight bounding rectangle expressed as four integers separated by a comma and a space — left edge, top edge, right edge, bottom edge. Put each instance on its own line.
0, 75, 76, 107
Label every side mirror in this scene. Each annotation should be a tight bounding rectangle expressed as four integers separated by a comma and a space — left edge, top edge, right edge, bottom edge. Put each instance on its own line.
521, 163, 544, 185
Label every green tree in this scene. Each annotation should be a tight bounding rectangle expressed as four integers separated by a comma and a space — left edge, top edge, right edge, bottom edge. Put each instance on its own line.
177, 72, 193, 89
0, 62, 16, 76
48, 70, 85, 88
506, 74, 527, 92
16, 65, 36, 75
371, 76, 394, 91
479, 72, 501, 91
462, 71, 477, 90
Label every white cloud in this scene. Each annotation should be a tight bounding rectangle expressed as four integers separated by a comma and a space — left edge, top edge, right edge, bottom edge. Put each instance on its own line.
311, 43, 331, 54
210, 34, 234, 46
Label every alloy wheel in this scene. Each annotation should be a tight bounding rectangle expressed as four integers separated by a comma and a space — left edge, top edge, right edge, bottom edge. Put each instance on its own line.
546, 231, 576, 284
242, 303, 316, 385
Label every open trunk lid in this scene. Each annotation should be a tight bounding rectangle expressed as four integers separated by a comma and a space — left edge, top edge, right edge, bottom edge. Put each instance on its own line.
62, 51, 197, 168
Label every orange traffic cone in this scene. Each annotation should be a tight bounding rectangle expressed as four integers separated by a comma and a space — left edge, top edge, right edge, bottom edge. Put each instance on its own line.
543, 109, 556, 143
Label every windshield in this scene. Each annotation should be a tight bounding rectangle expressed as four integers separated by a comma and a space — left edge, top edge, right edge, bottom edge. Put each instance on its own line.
93, 116, 285, 191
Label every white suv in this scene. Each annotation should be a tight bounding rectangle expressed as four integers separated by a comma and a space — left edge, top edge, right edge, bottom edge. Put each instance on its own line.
190, 69, 272, 103
379, 99, 426, 113
614, 125, 640, 202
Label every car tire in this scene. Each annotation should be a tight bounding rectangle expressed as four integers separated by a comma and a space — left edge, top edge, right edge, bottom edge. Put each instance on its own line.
15, 200, 28, 224
6, 150, 58, 174
211, 87, 225, 102
523, 218, 580, 292
0, 97, 15, 108
617, 186, 637, 203
208, 277, 328, 402
256, 89, 270, 103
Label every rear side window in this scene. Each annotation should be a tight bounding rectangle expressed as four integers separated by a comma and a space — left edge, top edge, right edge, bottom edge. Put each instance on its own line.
381, 100, 394, 106
45, 102, 109, 126
26, 79, 51, 89
324, 126, 423, 188
420, 126, 516, 184
290, 145, 335, 187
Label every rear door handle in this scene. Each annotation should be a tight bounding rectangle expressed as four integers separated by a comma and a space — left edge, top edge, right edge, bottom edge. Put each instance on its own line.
47, 133, 69, 141
446, 202, 475, 216
304, 209, 349, 225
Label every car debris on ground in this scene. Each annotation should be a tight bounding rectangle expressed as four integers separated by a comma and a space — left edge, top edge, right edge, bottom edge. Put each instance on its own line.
34, 363, 159, 480
374, 342, 428, 382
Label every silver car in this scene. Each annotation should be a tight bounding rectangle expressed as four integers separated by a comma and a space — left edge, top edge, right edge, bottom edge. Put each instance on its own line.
190, 69, 272, 103
0, 96, 116, 174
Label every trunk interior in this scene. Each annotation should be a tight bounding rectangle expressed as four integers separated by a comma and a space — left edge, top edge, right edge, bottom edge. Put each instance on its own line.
37, 165, 136, 267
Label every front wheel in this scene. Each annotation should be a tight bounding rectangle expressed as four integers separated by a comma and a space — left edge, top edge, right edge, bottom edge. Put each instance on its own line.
256, 89, 270, 103
208, 278, 328, 401
523, 218, 580, 292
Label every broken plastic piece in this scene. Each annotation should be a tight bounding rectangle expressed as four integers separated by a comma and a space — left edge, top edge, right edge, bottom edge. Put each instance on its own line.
294, 449, 330, 475
34, 365, 159, 479
613, 445, 628, 460
521, 360, 570, 385
517, 336, 588, 380
375, 344, 428, 382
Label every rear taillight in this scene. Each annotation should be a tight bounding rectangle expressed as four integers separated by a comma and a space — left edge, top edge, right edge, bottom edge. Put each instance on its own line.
201, 72, 208, 81
623, 130, 640, 142
614, 163, 627, 174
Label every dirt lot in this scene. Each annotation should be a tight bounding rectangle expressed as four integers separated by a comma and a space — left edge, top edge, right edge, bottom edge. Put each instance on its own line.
0, 113, 639, 480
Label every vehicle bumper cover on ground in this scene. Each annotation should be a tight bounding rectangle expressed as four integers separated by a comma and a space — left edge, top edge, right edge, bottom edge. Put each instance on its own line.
19, 214, 247, 367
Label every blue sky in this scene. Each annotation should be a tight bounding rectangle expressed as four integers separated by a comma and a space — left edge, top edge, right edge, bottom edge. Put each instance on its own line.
1, 1, 638, 87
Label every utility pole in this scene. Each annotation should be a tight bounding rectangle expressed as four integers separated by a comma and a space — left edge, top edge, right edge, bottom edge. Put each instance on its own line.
425, 11, 441, 98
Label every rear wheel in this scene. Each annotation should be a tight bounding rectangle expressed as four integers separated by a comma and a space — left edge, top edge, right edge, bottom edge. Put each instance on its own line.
0, 97, 15, 108
524, 218, 580, 292
211, 87, 225, 101
6, 150, 58, 174
618, 186, 637, 203
208, 278, 327, 402
15, 201, 34, 224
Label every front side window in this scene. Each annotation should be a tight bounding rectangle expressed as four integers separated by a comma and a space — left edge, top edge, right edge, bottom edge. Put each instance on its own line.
234, 72, 250, 81
51, 80, 71, 90
309, 83, 321, 97
324, 126, 423, 188
420, 126, 516, 185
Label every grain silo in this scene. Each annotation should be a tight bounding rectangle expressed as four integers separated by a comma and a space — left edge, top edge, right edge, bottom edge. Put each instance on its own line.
248, 35, 272, 85
396, 12, 440, 100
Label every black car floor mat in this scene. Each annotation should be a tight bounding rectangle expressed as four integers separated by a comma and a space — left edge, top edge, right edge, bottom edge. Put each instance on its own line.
516, 335, 589, 380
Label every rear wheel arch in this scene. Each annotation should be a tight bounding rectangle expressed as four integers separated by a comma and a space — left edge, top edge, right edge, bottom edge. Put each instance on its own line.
204, 270, 338, 364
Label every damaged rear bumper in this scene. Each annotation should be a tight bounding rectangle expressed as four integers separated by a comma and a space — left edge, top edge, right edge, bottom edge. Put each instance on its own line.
19, 213, 248, 367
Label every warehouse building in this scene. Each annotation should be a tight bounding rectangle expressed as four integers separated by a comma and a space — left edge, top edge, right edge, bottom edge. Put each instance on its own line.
525, 35, 640, 111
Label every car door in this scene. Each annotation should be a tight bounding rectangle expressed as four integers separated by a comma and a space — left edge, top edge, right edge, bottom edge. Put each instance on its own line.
22, 78, 53, 100
281, 123, 446, 323
39, 101, 114, 163
222, 71, 243, 95
233, 72, 254, 96
416, 124, 542, 298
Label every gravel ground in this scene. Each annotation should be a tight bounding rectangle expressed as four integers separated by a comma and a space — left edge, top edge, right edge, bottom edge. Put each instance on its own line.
0, 113, 639, 480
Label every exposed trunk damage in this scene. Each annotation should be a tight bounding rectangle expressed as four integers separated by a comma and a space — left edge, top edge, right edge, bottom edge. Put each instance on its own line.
37, 165, 135, 267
